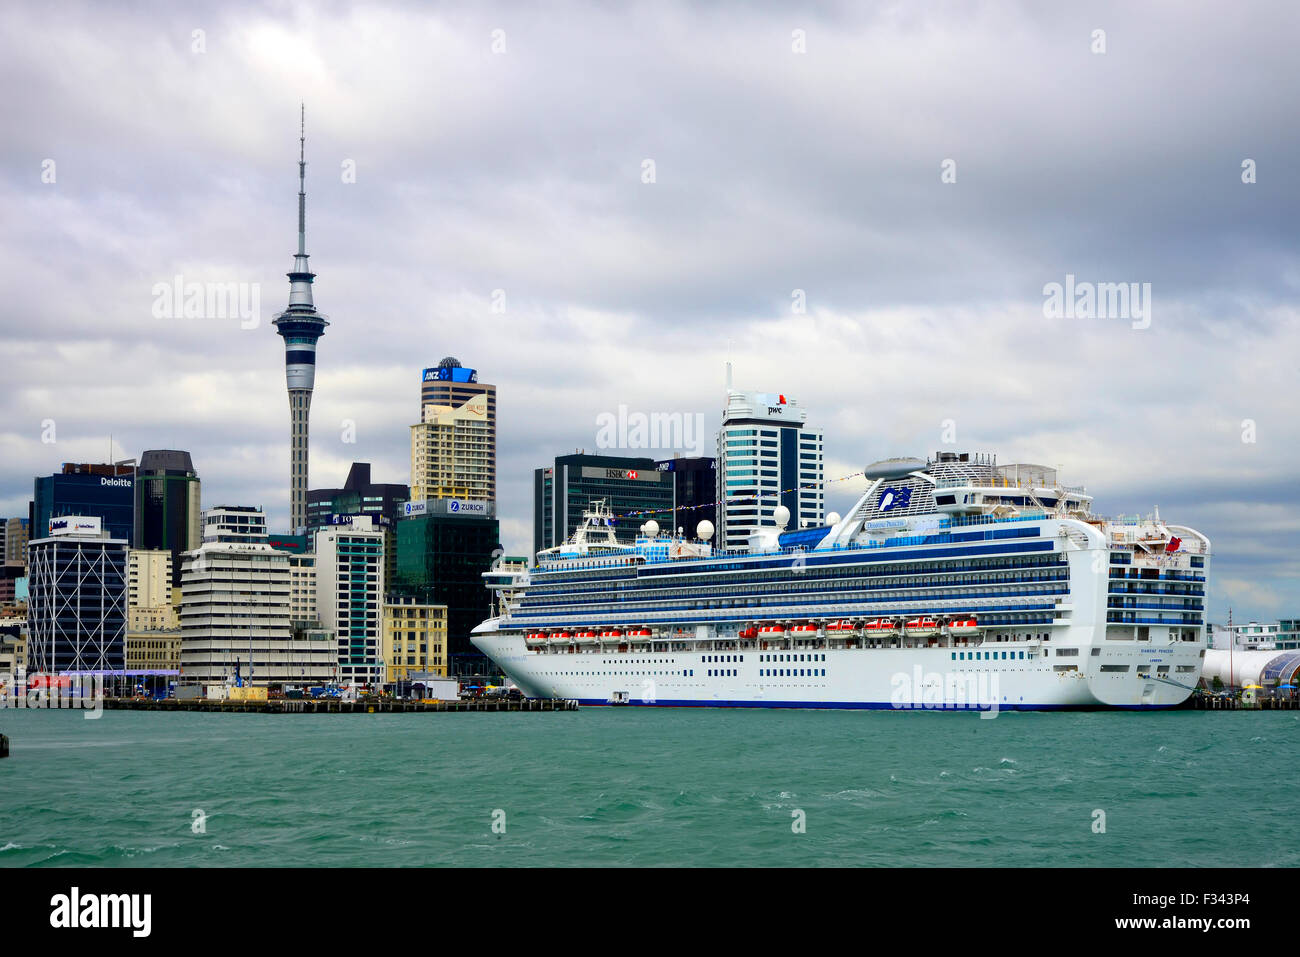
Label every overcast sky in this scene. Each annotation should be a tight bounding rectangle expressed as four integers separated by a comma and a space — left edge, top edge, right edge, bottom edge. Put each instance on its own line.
2, 0, 1297, 622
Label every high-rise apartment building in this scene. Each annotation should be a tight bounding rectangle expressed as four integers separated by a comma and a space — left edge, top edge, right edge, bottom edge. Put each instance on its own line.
315, 517, 385, 688
410, 393, 495, 503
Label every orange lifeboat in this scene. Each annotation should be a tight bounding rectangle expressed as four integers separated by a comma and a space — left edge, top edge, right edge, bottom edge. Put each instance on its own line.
904, 617, 940, 638
947, 617, 979, 637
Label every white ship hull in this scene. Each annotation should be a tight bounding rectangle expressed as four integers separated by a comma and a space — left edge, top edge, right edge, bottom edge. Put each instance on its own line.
473, 622, 1203, 710
478, 456, 1211, 712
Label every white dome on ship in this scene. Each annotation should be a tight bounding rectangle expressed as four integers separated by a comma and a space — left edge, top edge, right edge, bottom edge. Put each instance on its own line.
696, 519, 714, 541
773, 505, 790, 529
644, 519, 659, 538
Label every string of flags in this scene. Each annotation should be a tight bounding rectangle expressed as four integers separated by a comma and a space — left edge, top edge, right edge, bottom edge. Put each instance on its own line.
611, 470, 868, 526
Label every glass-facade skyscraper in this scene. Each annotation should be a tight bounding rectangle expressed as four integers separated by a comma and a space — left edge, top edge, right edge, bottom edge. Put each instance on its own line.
533, 453, 675, 559
32, 464, 135, 546
135, 449, 201, 588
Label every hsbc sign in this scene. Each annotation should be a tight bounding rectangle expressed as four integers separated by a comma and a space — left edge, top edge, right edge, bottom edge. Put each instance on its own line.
582, 467, 661, 483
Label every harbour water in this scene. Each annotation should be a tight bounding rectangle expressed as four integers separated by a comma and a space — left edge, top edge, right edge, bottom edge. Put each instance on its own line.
1, 708, 1296, 867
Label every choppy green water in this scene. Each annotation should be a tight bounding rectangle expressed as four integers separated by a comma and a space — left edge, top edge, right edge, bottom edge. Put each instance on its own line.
0, 708, 1296, 867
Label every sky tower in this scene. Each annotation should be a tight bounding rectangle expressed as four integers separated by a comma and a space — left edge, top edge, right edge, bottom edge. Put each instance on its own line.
272, 105, 329, 532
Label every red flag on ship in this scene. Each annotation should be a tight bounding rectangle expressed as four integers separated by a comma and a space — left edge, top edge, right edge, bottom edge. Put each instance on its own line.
1167, 536, 1181, 552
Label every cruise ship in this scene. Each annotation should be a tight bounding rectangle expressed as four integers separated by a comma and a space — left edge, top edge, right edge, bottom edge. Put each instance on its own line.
472, 452, 1209, 710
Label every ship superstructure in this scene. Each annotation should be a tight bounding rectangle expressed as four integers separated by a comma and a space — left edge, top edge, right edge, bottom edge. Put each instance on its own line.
473, 453, 1209, 709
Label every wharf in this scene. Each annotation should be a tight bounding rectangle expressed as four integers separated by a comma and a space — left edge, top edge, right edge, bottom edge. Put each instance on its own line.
1184, 694, 1300, 711
102, 697, 578, 714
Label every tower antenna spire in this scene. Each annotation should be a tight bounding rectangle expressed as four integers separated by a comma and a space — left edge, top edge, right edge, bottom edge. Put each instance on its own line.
297, 102, 307, 256
274, 102, 328, 533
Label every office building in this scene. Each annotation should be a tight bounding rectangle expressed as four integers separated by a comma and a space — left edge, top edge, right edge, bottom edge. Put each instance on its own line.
27, 517, 128, 673
716, 387, 824, 549
0, 623, 26, 677
0, 565, 23, 607
272, 110, 330, 532
288, 554, 318, 625
382, 597, 448, 682
654, 455, 718, 540
125, 630, 181, 674
32, 463, 135, 546
420, 356, 496, 424
307, 462, 409, 530
307, 461, 408, 588
134, 450, 201, 588
179, 507, 336, 686
127, 549, 178, 630
533, 452, 673, 558
128, 548, 172, 608
315, 517, 385, 687
267, 531, 312, 555
1211, 619, 1300, 651
5, 517, 29, 566
393, 500, 499, 676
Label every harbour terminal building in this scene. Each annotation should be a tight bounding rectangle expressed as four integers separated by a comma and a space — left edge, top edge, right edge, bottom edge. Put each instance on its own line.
179, 507, 336, 687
